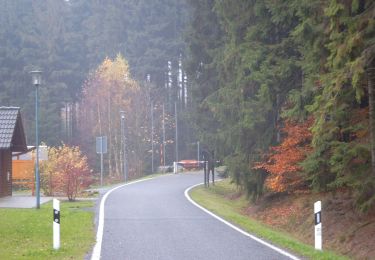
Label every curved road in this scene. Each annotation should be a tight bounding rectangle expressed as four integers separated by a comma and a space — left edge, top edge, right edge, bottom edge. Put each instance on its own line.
96, 172, 297, 260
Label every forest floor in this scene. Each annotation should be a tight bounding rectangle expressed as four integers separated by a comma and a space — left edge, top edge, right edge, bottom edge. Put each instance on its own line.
246, 190, 375, 259
194, 178, 375, 259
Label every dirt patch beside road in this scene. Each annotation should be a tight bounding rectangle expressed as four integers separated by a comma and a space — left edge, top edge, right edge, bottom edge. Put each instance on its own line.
243, 191, 375, 259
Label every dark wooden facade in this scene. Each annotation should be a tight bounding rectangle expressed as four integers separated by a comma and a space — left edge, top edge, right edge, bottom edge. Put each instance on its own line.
0, 150, 12, 197
0, 107, 27, 197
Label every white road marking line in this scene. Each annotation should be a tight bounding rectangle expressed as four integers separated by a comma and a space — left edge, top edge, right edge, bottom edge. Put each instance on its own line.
184, 183, 301, 260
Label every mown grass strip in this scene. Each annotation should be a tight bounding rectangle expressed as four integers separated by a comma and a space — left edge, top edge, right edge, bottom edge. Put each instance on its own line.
189, 180, 348, 260
0, 200, 94, 260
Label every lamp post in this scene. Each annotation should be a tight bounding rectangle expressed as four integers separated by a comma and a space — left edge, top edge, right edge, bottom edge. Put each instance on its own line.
162, 104, 166, 166
197, 141, 200, 167
146, 74, 155, 173
151, 101, 154, 173
120, 111, 128, 182
30, 70, 42, 209
175, 102, 178, 165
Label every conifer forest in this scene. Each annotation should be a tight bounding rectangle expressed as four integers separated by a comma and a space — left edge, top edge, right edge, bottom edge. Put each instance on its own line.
1, 0, 375, 211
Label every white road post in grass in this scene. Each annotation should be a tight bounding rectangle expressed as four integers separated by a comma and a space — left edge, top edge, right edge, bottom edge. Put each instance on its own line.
314, 201, 322, 250
53, 199, 60, 250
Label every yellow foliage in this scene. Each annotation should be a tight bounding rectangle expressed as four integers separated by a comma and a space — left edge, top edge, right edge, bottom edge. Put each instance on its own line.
96, 53, 138, 92
78, 54, 148, 178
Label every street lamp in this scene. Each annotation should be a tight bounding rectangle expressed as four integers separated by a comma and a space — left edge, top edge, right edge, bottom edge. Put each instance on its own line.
197, 141, 200, 167
146, 74, 154, 173
30, 70, 42, 209
175, 102, 178, 165
162, 104, 166, 166
151, 100, 154, 173
120, 111, 128, 182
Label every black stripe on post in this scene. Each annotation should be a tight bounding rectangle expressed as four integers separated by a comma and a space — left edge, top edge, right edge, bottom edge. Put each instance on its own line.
54, 209, 60, 224
314, 211, 321, 225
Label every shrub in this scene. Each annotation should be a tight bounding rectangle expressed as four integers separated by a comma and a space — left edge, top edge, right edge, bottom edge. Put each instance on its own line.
41, 144, 93, 201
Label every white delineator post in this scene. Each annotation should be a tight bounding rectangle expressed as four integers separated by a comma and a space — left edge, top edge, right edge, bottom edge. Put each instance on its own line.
173, 162, 177, 174
314, 201, 322, 250
53, 199, 60, 250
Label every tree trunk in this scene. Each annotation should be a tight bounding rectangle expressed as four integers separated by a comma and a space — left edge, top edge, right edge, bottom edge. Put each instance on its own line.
367, 66, 375, 176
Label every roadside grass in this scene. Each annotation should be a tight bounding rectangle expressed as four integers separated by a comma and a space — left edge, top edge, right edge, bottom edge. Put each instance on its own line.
0, 200, 94, 260
189, 180, 348, 260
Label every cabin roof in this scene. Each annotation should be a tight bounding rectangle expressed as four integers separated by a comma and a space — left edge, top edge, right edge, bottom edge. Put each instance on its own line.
0, 107, 27, 152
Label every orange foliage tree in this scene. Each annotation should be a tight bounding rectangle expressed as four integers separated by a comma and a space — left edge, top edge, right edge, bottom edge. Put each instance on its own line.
254, 118, 313, 193
41, 144, 93, 200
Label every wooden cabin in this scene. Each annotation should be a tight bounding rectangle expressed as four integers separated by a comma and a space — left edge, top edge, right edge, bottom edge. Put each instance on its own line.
0, 107, 27, 197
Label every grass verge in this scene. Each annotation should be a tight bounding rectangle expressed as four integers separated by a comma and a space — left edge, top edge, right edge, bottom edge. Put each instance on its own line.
189, 180, 348, 260
0, 200, 94, 260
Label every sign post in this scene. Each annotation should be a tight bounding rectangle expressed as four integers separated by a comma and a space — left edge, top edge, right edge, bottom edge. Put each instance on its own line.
314, 201, 322, 250
53, 199, 60, 250
96, 136, 107, 186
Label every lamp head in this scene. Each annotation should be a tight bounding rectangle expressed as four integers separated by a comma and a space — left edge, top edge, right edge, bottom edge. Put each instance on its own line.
120, 110, 125, 119
30, 70, 42, 86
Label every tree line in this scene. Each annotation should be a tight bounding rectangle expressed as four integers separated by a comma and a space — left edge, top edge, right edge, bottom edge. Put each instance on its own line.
185, 0, 375, 211
2, 0, 375, 210
0, 0, 190, 145
0, 0, 193, 177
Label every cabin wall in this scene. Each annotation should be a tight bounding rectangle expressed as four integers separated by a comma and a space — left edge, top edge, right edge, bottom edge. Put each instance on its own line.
0, 150, 12, 197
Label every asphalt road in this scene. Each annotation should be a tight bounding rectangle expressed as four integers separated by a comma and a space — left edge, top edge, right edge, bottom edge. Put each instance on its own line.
99, 172, 295, 260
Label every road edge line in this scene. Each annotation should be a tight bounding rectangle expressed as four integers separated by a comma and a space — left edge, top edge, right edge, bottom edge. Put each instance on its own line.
91, 177, 164, 260
184, 183, 300, 260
